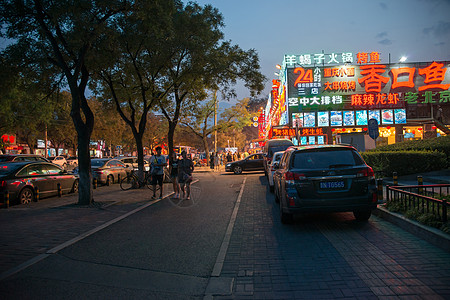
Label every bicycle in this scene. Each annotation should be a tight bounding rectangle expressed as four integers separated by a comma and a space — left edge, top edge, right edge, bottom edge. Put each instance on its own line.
120, 171, 160, 194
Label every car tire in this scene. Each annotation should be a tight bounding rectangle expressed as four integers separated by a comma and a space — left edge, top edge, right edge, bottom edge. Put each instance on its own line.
19, 187, 34, 205
233, 166, 243, 175
106, 175, 113, 186
353, 210, 372, 221
71, 180, 79, 193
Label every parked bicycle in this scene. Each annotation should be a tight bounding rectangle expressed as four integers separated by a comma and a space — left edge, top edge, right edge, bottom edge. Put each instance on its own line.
120, 171, 159, 193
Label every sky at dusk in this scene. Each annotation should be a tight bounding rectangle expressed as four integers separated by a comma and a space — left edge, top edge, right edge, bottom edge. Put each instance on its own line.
192, 0, 450, 103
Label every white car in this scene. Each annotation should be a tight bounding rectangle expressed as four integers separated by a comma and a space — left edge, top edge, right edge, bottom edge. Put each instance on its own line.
48, 155, 68, 168
115, 156, 150, 172
268, 151, 285, 193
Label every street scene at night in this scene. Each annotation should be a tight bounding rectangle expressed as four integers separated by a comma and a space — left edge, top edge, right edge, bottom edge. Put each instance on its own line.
1, 0, 450, 299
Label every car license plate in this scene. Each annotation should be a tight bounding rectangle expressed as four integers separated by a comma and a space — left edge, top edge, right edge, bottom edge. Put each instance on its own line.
320, 181, 345, 189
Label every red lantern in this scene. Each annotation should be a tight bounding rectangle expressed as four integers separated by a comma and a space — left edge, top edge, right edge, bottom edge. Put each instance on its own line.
363, 127, 368, 131
386, 126, 391, 130
432, 126, 437, 130
418, 127, 422, 131
412, 130, 415, 134
331, 128, 335, 132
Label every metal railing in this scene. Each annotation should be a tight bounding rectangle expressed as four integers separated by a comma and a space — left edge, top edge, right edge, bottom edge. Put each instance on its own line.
386, 184, 450, 223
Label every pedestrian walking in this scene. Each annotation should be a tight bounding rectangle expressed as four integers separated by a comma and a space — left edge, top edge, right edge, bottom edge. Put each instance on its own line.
214, 153, 219, 171
227, 152, 232, 163
150, 146, 166, 199
169, 152, 180, 199
178, 150, 194, 200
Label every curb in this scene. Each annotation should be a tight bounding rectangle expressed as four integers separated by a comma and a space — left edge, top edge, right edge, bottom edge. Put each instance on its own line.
373, 207, 450, 252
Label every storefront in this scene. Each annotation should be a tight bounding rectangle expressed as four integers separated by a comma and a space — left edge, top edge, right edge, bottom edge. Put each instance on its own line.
264, 51, 450, 149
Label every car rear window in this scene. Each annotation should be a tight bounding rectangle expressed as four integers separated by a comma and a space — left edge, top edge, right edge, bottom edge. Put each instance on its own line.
91, 160, 106, 167
0, 164, 23, 175
292, 149, 364, 169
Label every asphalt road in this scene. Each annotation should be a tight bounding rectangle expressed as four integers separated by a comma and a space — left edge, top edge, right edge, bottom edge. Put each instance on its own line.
1, 171, 449, 299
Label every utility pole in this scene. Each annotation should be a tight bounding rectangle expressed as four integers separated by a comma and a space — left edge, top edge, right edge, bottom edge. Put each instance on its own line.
45, 124, 48, 158
214, 90, 218, 154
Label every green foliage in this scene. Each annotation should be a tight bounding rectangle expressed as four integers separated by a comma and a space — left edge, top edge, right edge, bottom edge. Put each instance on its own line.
361, 150, 446, 176
371, 135, 450, 165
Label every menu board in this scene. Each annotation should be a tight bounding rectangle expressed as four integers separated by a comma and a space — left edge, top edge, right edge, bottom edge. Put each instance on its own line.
330, 111, 342, 126
303, 112, 316, 127
300, 136, 307, 145
317, 136, 325, 145
356, 110, 368, 126
308, 136, 315, 145
317, 111, 329, 127
368, 110, 380, 124
394, 109, 406, 124
382, 109, 394, 125
292, 113, 303, 127
343, 111, 355, 126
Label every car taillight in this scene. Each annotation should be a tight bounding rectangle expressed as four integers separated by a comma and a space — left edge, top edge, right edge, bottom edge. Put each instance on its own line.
0, 180, 6, 188
285, 171, 306, 181
357, 167, 375, 179
95, 170, 104, 174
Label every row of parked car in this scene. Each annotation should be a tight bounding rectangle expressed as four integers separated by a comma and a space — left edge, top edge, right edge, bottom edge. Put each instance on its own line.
225, 139, 378, 224
0, 154, 168, 206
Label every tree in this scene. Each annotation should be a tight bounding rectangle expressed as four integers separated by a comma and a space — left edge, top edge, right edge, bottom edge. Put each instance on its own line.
1, 0, 130, 205
157, 2, 266, 163
92, 0, 178, 178
183, 96, 254, 162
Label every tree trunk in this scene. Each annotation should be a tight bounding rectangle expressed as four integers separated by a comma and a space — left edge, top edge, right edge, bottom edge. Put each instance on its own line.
203, 134, 210, 164
76, 122, 93, 205
167, 122, 176, 164
135, 132, 145, 181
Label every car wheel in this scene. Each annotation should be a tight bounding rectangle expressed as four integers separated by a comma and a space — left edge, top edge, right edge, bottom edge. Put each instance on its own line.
280, 201, 293, 224
106, 175, 114, 186
233, 166, 243, 175
353, 210, 372, 221
71, 180, 79, 193
19, 187, 34, 205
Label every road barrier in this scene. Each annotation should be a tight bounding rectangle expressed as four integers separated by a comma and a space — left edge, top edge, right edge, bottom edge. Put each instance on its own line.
386, 184, 449, 223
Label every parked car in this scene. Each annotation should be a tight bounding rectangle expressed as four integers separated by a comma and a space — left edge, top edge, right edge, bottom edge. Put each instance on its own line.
66, 156, 78, 167
267, 151, 285, 193
263, 139, 294, 176
48, 156, 68, 168
0, 161, 79, 205
115, 156, 150, 172
91, 158, 128, 185
273, 145, 377, 224
225, 153, 264, 174
0, 154, 49, 163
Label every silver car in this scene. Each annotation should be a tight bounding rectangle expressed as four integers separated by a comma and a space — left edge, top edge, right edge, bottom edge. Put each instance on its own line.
91, 158, 128, 185
267, 151, 285, 193
0, 161, 79, 205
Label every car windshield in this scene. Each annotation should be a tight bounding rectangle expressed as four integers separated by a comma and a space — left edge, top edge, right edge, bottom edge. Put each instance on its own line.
0, 164, 23, 175
292, 149, 364, 169
91, 159, 106, 167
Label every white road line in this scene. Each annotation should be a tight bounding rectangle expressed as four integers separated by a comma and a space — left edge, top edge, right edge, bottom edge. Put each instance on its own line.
0, 189, 179, 281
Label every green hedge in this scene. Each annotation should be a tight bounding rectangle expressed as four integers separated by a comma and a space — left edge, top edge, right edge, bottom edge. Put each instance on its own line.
372, 135, 450, 162
361, 150, 447, 176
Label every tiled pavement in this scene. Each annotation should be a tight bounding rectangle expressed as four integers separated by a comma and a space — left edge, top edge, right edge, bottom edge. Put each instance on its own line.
216, 175, 450, 299
0, 183, 175, 275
